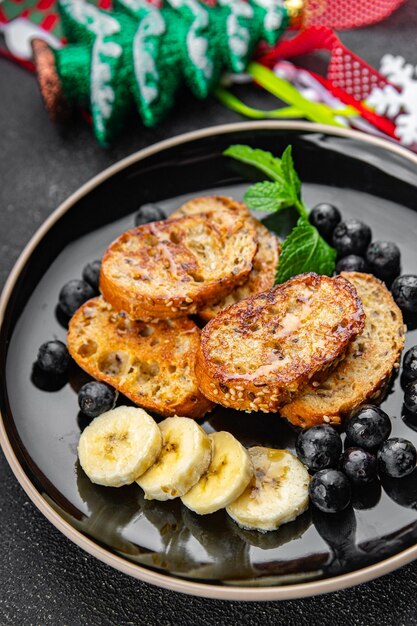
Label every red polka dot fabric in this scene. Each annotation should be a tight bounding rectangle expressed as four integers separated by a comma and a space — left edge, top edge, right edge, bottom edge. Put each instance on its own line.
258, 25, 398, 140
259, 25, 390, 100
328, 44, 388, 100
304, 0, 406, 30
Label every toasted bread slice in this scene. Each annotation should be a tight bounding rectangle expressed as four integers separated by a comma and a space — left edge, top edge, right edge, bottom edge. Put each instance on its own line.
196, 273, 365, 412
100, 210, 257, 321
67, 297, 214, 418
171, 196, 280, 322
280, 272, 405, 428
199, 222, 280, 322
172, 195, 250, 219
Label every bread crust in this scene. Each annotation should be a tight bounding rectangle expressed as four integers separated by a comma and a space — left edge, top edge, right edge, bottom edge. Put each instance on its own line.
171, 196, 280, 321
196, 273, 365, 412
100, 210, 258, 321
172, 195, 250, 220
280, 272, 405, 428
67, 297, 214, 418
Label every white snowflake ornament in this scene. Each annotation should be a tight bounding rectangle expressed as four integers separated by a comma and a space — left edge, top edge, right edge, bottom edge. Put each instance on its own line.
367, 54, 417, 146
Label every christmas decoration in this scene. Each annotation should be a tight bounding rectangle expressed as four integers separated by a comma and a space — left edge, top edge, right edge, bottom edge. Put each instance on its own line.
300, 0, 406, 30
0, 0, 412, 147
0, 0, 112, 39
0, 0, 406, 42
367, 55, 417, 146
32, 0, 289, 144
217, 61, 360, 127
258, 26, 399, 140
218, 25, 417, 154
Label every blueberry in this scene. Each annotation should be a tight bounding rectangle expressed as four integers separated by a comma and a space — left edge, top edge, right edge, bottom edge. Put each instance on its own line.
391, 275, 417, 314
309, 469, 351, 513
377, 438, 416, 478
345, 405, 391, 450
309, 203, 341, 242
340, 447, 377, 484
78, 381, 117, 418
296, 425, 342, 471
336, 255, 368, 274
404, 380, 417, 414
134, 203, 166, 226
332, 219, 372, 257
59, 279, 96, 317
82, 260, 101, 292
366, 241, 401, 281
402, 346, 417, 383
37, 340, 70, 375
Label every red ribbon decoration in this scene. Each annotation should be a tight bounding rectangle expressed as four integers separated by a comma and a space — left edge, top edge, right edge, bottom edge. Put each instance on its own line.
302, 0, 406, 30
258, 26, 399, 140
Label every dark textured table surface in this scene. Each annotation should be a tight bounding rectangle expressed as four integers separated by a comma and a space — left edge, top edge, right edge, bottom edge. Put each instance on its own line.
2, 4, 417, 624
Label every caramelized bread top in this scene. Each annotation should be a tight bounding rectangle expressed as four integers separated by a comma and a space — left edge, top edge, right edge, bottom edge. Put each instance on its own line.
198, 221, 280, 322
280, 272, 405, 427
100, 209, 258, 321
195, 273, 365, 411
170, 196, 280, 322
172, 195, 250, 219
68, 296, 214, 418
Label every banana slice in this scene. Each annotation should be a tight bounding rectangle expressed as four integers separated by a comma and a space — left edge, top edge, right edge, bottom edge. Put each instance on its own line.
78, 406, 162, 487
226, 447, 310, 532
136, 416, 212, 501
181, 431, 253, 515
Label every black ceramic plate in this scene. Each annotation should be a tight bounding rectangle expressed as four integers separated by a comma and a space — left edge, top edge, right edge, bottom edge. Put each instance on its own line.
2, 123, 417, 601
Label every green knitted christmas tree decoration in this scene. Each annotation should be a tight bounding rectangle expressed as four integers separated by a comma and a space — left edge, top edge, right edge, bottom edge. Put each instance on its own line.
34, 0, 289, 144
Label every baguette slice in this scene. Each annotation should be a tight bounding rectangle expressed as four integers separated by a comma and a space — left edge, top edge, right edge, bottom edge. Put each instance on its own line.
199, 222, 279, 322
100, 209, 257, 321
196, 273, 365, 412
171, 196, 280, 322
280, 272, 405, 428
68, 297, 214, 418
172, 195, 250, 220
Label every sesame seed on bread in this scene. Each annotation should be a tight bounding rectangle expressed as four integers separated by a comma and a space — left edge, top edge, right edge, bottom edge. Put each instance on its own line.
280, 272, 405, 428
195, 273, 365, 412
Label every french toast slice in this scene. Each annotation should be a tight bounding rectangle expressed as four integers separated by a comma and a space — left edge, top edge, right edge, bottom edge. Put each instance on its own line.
199, 222, 280, 322
171, 196, 280, 322
67, 297, 214, 418
280, 272, 405, 428
196, 273, 365, 412
172, 195, 250, 219
100, 210, 257, 321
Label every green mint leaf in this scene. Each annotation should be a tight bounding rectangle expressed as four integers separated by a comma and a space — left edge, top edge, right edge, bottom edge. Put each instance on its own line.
281, 146, 301, 199
244, 181, 295, 212
262, 208, 299, 239
224, 145, 286, 184
275, 216, 337, 283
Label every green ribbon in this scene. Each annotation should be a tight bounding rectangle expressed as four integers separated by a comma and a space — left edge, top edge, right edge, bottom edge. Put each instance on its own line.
216, 62, 359, 126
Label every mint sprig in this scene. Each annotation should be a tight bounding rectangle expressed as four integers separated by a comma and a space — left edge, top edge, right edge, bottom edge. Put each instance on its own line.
224, 145, 307, 218
275, 217, 337, 283
224, 144, 337, 283
223, 145, 286, 183
244, 181, 295, 213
